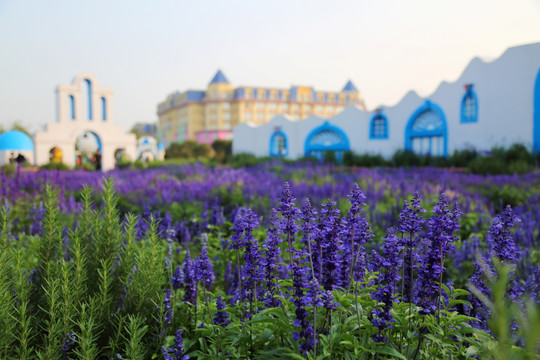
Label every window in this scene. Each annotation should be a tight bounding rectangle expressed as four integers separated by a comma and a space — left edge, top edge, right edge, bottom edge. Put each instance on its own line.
270, 129, 288, 157
69, 95, 76, 120
101, 97, 107, 121
460, 84, 478, 123
281, 104, 289, 112
370, 113, 388, 139
405, 100, 447, 157
304, 122, 350, 164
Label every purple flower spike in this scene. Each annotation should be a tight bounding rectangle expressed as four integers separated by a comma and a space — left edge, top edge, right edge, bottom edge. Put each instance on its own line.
171, 265, 183, 291
163, 288, 173, 324
196, 239, 215, 289
213, 295, 231, 327
162, 329, 189, 360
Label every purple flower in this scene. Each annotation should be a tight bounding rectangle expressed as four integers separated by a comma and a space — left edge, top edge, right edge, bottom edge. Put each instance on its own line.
290, 262, 313, 354
61, 333, 76, 359
196, 239, 215, 289
162, 329, 189, 360
164, 288, 173, 324
213, 295, 231, 327
417, 194, 461, 314
371, 228, 402, 339
487, 205, 520, 263
278, 182, 301, 271
182, 251, 197, 306
171, 265, 183, 291
341, 184, 373, 287
261, 209, 282, 307
398, 192, 425, 303
229, 212, 246, 250
316, 200, 342, 290
224, 261, 237, 296
398, 192, 426, 237
241, 209, 263, 305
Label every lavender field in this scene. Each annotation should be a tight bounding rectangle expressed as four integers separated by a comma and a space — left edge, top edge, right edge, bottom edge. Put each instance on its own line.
0, 162, 538, 359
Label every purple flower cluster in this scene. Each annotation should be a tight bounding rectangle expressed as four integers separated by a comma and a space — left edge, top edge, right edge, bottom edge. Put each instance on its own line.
371, 228, 403, 342
417, 194, 461, 314
196, 240, 215, 289
61, 332, 76, 359
213, 295, 231, 327
162, 329, 189, 360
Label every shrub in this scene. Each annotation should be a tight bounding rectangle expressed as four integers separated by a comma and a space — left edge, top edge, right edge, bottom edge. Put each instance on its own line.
391, 149, 421, 167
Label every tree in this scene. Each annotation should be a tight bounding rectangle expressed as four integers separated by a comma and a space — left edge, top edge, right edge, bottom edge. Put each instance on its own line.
11, 121, 31, 136
211, 140, 232, 163
129, 125, 142, 139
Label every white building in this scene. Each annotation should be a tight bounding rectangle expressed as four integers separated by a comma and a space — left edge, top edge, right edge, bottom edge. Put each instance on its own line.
34, 73, 136, 170
233, 42, 540, 161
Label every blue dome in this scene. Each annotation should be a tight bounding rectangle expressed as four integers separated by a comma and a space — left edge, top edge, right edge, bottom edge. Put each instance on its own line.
0, 130, 34, 151
157, 142, 165, 150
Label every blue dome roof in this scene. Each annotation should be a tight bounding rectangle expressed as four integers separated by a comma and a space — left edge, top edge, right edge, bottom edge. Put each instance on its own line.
209, 70, 230, 84
342, 80, 358, 92
0, 130, 34, 151
157, 142, 165, 150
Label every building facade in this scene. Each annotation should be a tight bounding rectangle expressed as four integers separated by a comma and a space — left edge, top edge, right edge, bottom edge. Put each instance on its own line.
157, 71, 366, 147
233, 43, 540, 160
34, 73, 136, 170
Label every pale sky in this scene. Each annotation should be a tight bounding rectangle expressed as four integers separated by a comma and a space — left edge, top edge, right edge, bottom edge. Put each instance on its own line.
1, 0, 540, 133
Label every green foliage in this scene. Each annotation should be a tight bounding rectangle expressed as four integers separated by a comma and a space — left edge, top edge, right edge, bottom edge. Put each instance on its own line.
343, 151, 388, 167
449, 148, 479, 167
212, 139, 233, 164
469, 259, 540, 360
166, 140, 212, 160
228, 153, 268, 168
391, 150, 422, 167
468, 144, 535, 175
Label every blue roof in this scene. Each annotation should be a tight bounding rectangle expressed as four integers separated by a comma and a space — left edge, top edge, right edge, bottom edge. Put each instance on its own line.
0, 130, 34, 151
342, 80, 358, 92
158, 142, 165, 150
209, 70, 230, 84
186, 90, 206, 102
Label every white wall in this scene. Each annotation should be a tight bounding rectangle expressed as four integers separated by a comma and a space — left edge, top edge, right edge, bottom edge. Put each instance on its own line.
233, 42, 540, 158
35, 73, 136, 171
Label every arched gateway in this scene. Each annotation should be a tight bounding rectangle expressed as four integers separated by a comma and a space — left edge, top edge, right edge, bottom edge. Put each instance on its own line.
34, 73, 136, 170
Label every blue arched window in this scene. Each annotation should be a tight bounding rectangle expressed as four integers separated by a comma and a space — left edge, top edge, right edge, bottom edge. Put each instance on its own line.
405, 100, 448, 157
370, 110, 388, 139
84, 79, 93, 120
304, 121, 350, 163
269, 129, 288, 157
101, 97, 107, 121
69, 95, 76, 120
461, 84, 478, 123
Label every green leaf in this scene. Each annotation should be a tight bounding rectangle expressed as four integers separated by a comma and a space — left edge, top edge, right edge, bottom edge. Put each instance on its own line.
465, 345, 479, 358
374, 345, 407, 360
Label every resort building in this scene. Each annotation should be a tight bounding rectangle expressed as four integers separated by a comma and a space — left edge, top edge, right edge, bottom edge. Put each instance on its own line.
233, 42, 540, 161
156, 71, 366, 147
